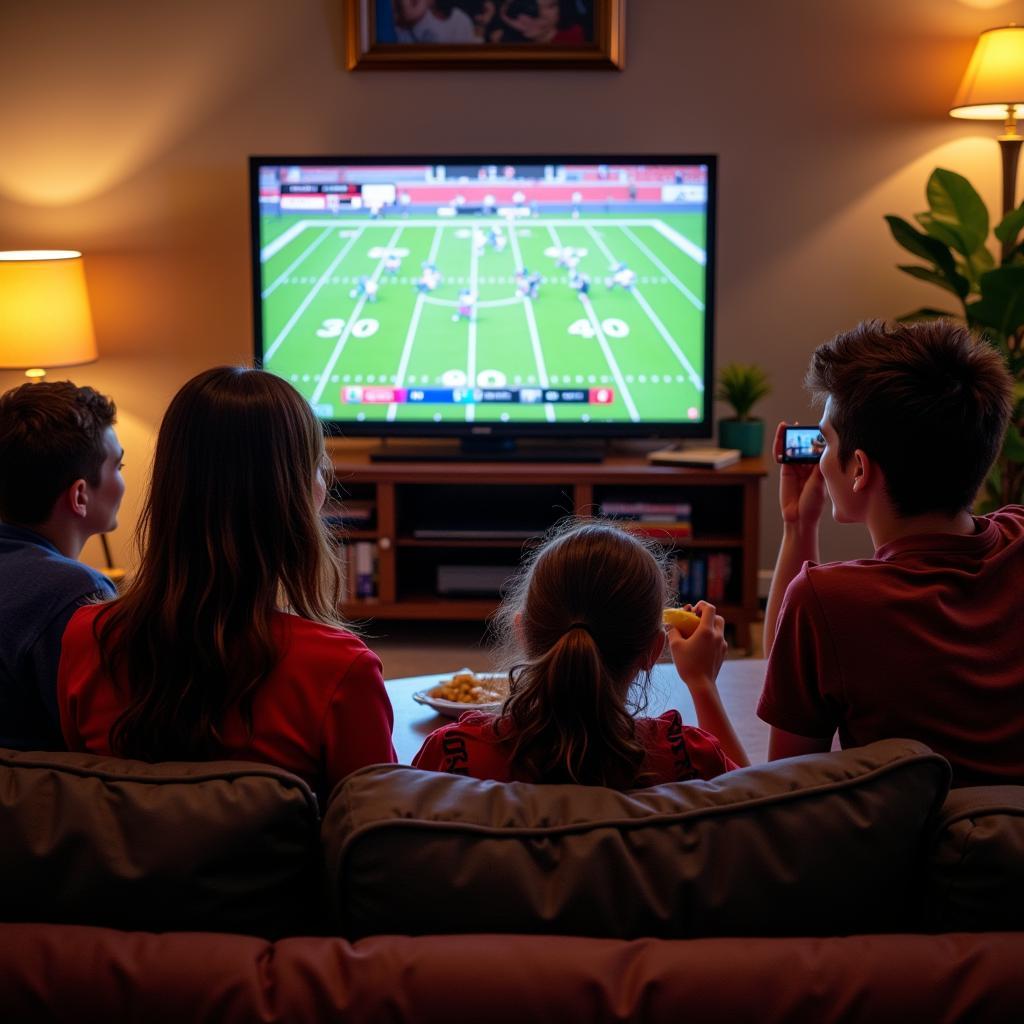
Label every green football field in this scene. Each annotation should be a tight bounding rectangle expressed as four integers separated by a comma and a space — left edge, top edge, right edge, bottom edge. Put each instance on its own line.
258, 211, 708, 424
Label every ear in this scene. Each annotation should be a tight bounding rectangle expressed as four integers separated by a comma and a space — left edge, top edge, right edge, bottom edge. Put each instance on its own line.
850, 448, 876, 495
66, 479, 90, 519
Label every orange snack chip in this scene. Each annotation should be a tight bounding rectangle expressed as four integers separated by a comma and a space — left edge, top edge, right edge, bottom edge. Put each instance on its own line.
662, 607, 701, 638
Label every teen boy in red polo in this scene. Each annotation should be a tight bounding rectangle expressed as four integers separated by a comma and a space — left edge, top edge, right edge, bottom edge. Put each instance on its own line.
757, 319, 1022, 785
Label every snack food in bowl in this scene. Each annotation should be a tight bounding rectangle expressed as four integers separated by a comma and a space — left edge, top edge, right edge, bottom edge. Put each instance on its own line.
413, 669, 510, 718
429, 670, 507, 704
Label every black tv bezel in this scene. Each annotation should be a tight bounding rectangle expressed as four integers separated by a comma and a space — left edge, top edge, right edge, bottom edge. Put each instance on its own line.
249, 154, 717, 442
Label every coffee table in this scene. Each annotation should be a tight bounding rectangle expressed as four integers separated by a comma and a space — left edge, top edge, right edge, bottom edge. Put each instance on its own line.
385, 658, 770, 766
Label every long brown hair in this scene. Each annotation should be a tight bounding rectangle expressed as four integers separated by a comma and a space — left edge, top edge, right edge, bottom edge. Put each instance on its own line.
97, 366, 345, 761
493, 519, 668, 788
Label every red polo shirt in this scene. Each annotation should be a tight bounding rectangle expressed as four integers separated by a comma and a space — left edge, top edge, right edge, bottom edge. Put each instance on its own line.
758, 506, 1024, 785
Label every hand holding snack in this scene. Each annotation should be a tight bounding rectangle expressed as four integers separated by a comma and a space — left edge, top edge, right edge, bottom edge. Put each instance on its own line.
662, 606, 701, 638
667, 601, 727, 691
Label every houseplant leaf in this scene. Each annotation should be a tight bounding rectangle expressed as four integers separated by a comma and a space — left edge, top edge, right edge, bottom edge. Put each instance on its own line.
995, 202, 1024, 247
967, 266, 1024, 336
897, 264, 970, 299
926, 168, 989, 254
885, 215, 958, 278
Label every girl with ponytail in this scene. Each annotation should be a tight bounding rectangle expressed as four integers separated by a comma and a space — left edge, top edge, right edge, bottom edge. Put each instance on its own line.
413, 520, 747, 788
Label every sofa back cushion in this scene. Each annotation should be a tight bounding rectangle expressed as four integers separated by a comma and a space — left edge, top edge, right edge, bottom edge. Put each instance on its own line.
0, 748, 320, 937
926, 785, 1024, 931
323, 738, 950, 939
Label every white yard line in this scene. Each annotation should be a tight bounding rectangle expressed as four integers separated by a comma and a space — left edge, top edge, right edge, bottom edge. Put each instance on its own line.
388, 226, 444, 421
585, 226, 703, 390
579, 294, 639, 422
311, 225, 404, 405
630, 288, 704, 390
652, 220, 706, 265
620, 225, 704, 311
261, 220, 310, 261
261, 226, 335, 298
510, 224, 554, 422
264, 228, 366, 362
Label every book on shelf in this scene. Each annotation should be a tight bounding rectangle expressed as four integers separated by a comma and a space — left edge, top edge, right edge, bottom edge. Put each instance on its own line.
646, 446, 741, 469
600, 500, 693, 518
674, 551, 735, 604
625, 521, 694, 539
355, 541, 376, 599
341, 540, 379, 600
323, 498, 376, 530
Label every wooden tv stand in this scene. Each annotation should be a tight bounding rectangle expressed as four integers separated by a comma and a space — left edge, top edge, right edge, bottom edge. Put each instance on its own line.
328, 443, 767, 651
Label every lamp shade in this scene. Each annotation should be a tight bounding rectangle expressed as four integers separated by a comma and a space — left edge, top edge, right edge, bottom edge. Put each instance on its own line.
950, 25, 1024, 120
0, 250, 98, 371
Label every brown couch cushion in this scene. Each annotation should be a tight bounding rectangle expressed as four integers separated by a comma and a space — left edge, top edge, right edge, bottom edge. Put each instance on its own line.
926, 785, 1024, 931
3, 924, 1024, 1024
0, 748, 320, 937
323, 738, 950, 940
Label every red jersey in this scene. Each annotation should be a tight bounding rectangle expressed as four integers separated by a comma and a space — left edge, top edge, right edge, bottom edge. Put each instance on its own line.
412, 709, 737, 786
58, 605, 396, 799
758, 506, 1024, 786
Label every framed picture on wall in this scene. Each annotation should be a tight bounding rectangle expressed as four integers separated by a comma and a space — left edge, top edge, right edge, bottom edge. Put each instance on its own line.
345, 0, 625, 70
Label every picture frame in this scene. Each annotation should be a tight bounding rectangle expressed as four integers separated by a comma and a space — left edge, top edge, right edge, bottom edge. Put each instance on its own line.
344, 0, 625, 70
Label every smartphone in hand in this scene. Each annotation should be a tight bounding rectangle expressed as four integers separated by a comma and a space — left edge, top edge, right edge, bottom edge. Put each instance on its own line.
779, 425, 825, 463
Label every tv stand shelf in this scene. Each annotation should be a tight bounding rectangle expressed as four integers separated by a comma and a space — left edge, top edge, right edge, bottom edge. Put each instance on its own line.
328, 443, 767, 651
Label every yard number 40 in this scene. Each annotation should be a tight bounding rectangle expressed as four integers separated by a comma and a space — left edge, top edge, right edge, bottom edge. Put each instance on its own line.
568, 318, 630, 339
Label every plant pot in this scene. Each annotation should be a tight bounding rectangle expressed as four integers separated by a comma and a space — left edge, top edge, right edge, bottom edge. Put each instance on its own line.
718, 418, 763, 458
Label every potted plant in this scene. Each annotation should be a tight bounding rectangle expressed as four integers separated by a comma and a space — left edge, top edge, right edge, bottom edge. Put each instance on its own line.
886, 168, 1024, 511
715, 362, 771, 456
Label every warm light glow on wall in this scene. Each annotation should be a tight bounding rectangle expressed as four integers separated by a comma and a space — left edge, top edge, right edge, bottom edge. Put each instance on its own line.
0, 250, 98, 377
950, 25, 1024, 120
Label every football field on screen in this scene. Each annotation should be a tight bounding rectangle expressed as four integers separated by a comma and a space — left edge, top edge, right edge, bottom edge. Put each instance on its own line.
258, 211, 708, 425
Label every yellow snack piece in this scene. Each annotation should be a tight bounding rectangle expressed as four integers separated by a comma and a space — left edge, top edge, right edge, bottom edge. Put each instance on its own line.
662, 607, 701, 638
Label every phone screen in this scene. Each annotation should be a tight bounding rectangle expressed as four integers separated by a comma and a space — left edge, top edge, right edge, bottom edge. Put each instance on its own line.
781, 427, 824, 463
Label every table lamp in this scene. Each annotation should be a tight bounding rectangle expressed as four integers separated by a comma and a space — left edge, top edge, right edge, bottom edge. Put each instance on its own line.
950, 24, 1024, 258
0, 250, 98, 380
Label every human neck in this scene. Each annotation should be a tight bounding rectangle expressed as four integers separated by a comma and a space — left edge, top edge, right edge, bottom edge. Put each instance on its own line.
20, 518, 87, 560
867, 507, 976, 550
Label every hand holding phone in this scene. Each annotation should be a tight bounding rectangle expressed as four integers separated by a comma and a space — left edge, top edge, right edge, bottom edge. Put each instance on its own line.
779, 425, 825, 464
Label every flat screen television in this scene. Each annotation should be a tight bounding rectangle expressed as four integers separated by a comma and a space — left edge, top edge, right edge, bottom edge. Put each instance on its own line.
250, 155, 716, 457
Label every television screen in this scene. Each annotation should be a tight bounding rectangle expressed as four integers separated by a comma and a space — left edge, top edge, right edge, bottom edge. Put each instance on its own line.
250, 156, 715, 439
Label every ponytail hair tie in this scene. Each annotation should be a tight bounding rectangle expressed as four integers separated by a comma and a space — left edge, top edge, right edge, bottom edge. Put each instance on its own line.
566, 621, 595, 640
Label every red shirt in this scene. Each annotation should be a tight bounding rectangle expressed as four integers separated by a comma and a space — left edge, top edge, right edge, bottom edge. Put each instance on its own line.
58, 605, 396, 799
412, 709, 737, 786
758, 506, 1024, 786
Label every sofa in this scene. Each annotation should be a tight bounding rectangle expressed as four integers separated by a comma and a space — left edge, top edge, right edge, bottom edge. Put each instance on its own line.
1, 739, 1023, 1023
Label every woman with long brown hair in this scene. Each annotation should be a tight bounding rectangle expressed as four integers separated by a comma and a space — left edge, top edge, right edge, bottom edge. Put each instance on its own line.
58, 367, 395, 798
413, 520, 747, 788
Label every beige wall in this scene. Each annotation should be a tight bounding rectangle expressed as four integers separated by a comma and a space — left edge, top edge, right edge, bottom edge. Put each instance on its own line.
2, 0, 1022, 575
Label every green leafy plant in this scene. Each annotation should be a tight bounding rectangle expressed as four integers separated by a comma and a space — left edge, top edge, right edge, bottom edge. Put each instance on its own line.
886, 168, 1024, 511
714, 362, 771, 421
